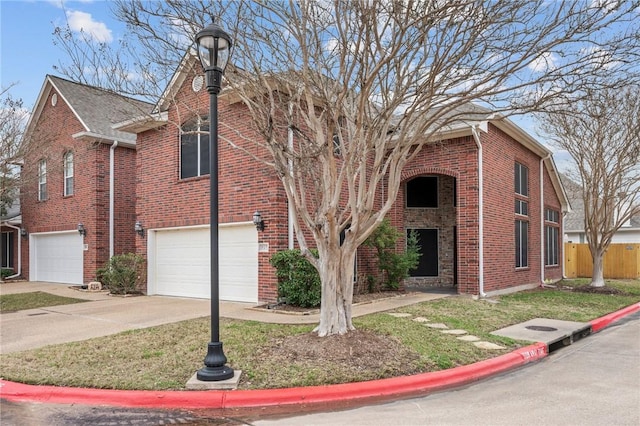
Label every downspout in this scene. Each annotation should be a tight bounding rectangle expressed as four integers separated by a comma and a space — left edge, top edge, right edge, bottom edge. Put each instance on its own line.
109, 141, 119, 259
540, 154, 551, 285
287, 104, 294, 249
4, 223, 21, 279
471, 125, 486, 298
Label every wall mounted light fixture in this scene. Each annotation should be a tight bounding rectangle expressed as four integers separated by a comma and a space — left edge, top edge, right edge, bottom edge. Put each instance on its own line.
77, 223, 86, 236
135, 221, 144, 236
20, 228, 27, 237
252, 211, 265, 231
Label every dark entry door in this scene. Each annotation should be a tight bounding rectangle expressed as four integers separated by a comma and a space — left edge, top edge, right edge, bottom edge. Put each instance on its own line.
409, 228, 438, 277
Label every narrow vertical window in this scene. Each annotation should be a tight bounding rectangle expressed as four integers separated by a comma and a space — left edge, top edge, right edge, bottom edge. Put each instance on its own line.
545, 208, 560, 266
38, 159, 47, 201
515, 162, 529, 196
515, 162, 529, 268
64, 151, 74, 196
515, 220, 528, 268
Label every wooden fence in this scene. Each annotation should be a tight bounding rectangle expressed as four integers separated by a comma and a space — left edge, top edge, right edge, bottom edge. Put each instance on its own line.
564, 243, 640, 279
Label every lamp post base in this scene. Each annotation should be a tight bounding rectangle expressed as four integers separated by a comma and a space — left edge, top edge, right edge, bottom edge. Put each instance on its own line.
197, 342, 234, 381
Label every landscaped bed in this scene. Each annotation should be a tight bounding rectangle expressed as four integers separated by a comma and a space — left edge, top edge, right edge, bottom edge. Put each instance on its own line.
0, 279, 637, 391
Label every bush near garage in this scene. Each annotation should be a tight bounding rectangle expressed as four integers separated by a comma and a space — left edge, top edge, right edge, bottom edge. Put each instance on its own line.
270, 249, 321, 308
96, 253, 146, 295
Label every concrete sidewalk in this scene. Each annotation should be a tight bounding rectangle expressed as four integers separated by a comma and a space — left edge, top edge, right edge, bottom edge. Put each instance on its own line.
0, 281, 446, 354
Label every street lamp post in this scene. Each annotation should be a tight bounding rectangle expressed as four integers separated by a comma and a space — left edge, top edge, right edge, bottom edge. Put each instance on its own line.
195, 20, 234, 382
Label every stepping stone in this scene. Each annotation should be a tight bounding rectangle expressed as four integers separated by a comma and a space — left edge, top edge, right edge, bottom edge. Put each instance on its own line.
473, 341, 506, 350
440, 329, 467, 335
412, 317, 430, 323
387, 312, 412, 318
457, 335, 481, 342
425, 323, 449, 329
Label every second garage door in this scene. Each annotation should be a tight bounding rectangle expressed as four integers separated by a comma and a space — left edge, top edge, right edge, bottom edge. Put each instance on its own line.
30, 231, 84, 284
151, 224, 259, 302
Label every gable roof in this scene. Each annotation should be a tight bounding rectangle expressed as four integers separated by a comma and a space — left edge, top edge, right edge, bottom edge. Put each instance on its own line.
560, 173, 640, 232
24, 75, 153, 148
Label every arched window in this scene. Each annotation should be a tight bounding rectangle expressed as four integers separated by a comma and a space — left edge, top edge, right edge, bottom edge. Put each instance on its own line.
180, 116, 209, 179
63, 151, 74, 196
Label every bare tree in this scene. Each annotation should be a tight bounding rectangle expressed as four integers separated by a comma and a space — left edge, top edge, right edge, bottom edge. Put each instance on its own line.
0, 86, 29, 217
55, 0, 640, 335
538, 86, 640, 287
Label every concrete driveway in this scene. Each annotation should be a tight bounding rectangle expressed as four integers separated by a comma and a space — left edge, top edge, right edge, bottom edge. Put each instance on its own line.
0, 282, 214, 354
0, 281, 445, 354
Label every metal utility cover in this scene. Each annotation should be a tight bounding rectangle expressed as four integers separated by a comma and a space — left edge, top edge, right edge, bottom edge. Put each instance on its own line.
491, 318, 591, 345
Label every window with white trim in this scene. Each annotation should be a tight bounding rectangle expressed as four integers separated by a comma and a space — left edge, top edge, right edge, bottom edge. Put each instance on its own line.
180, 116, 209, 179
63, 151, 74, 196
545, 208, 560, 266
515, 162, 529, 268
38, 159, 47, 201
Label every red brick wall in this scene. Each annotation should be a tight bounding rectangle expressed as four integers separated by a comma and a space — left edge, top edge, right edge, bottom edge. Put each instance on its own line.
134, 67, 287, 301
396, 136, 481, 294
481, 123, 542, 292
21, 86, 137, 283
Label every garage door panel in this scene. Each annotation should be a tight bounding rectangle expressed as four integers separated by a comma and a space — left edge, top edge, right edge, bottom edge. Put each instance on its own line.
153, 225, 258, 302
31, 232, 83, 284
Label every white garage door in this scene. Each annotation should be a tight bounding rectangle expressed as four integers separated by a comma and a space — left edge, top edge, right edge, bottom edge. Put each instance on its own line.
30, 232, 83, 284
152, 225, 258, 302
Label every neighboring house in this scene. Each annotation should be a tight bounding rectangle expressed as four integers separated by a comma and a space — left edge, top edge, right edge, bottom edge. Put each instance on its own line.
1, 190, 22, 279
19, 75, 152, 284
561, 174, 640, 244
115, 54, 569, 302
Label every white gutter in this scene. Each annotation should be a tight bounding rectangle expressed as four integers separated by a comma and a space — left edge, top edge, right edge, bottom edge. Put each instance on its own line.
3, 223, 21, 279
288, 103, 294, 249
540, 155, 550, 285
109, 141, 119, 259
471, 124, 486, 298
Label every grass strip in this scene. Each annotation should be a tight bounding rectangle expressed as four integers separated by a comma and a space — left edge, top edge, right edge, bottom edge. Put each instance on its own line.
0, 291, 87, 313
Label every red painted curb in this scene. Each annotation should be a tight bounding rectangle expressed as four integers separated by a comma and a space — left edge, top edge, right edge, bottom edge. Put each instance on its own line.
3, 302, 636, 411
0, 342, 547, 410
590, 302, 640, 333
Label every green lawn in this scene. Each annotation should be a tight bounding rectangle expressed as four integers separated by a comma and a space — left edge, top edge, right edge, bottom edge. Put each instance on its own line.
0, 291, 87, 313
0, 279, 638, 391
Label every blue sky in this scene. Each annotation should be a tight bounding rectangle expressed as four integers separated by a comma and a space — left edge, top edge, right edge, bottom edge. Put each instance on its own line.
0, 0, 573, 169
1, 0, 123, 108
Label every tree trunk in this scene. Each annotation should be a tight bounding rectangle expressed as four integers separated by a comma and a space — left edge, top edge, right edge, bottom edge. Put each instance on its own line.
590, 249, 606, 287
315, 245, 356, 337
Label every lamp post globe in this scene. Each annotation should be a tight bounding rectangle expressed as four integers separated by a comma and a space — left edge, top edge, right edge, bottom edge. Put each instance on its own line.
195, 20, 234, 382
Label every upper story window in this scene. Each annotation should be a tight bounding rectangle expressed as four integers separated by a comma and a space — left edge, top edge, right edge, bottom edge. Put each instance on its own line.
63, 151, 74, 196
406, 176, 438, 208
38, 159, 47, 201
180, 116, 209, 179
515, 162, 528, 197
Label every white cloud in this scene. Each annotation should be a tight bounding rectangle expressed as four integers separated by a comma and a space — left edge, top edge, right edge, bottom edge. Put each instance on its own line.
527, 52, 558, 73
590, 0, 619, 12
66, 10, 113, 43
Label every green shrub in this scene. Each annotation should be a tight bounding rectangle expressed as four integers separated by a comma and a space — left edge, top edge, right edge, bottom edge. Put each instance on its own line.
364, 219, 421, 290
97, 253, 146, 295
270, 249, 321, 308
1, 268, 15, 279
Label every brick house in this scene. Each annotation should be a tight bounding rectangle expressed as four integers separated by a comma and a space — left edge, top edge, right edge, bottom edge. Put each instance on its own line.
18, 75, 151, 285
0, 193, 22, 280
115, 54, 569, 302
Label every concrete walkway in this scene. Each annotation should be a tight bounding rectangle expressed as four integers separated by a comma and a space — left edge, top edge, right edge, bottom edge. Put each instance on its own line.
0, 281, 447, 354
